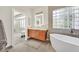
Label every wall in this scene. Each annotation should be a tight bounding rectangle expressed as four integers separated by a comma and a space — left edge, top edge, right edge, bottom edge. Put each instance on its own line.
30, 6, 48, 29
0, 6, 12, 47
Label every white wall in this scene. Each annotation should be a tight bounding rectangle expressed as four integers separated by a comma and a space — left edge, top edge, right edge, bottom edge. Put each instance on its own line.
30, 6, 48, 29
0, 6, 12, 47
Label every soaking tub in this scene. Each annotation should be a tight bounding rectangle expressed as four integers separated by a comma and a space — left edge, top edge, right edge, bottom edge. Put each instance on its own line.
50, 34, 79, 52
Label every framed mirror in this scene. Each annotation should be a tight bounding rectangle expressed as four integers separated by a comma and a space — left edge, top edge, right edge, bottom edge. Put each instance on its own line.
35, 13, 44, 27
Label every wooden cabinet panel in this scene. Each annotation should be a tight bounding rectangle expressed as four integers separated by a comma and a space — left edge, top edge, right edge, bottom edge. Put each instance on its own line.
28, 29, 48, 41
38, 31, 46, 41
28, 29, 36, 38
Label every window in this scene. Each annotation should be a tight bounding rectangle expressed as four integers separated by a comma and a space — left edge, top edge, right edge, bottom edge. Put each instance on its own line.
52, 7, 79, 30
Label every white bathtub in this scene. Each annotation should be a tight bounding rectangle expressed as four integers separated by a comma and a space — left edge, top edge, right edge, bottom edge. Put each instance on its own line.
50, 34, 79, 52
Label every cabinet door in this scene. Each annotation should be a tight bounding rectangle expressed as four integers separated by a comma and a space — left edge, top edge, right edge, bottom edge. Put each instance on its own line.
34, 31, 39, 39
31, 30, 35, 38
28, 29, 34, 38
38, 31, 46, 41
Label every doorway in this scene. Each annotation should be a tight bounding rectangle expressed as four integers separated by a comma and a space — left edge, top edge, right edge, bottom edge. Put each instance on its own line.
12, 9, 28, 46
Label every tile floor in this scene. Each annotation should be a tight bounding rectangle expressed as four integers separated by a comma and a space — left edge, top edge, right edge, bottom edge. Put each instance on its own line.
8, 39, 55, 52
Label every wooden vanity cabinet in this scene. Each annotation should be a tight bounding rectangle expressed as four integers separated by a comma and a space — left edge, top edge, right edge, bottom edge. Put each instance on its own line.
28, 29, 48, 41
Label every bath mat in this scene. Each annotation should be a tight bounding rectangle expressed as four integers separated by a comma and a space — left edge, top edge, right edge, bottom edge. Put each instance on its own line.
25, 39, 41, 49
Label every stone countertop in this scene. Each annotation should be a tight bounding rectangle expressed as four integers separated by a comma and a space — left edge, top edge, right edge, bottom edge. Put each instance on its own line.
28, 27, 48, 30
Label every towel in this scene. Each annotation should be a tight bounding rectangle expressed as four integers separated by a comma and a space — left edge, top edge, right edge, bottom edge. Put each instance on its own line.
0, 20, 7, 50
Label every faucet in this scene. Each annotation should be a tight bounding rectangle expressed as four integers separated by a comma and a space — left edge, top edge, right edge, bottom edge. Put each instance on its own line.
70, 29, 74, 33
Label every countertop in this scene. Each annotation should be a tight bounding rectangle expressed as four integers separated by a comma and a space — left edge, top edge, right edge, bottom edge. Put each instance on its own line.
28, 28, 48, 30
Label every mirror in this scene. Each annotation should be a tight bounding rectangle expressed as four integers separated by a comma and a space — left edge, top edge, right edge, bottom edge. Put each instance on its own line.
35, 13, 44, 27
